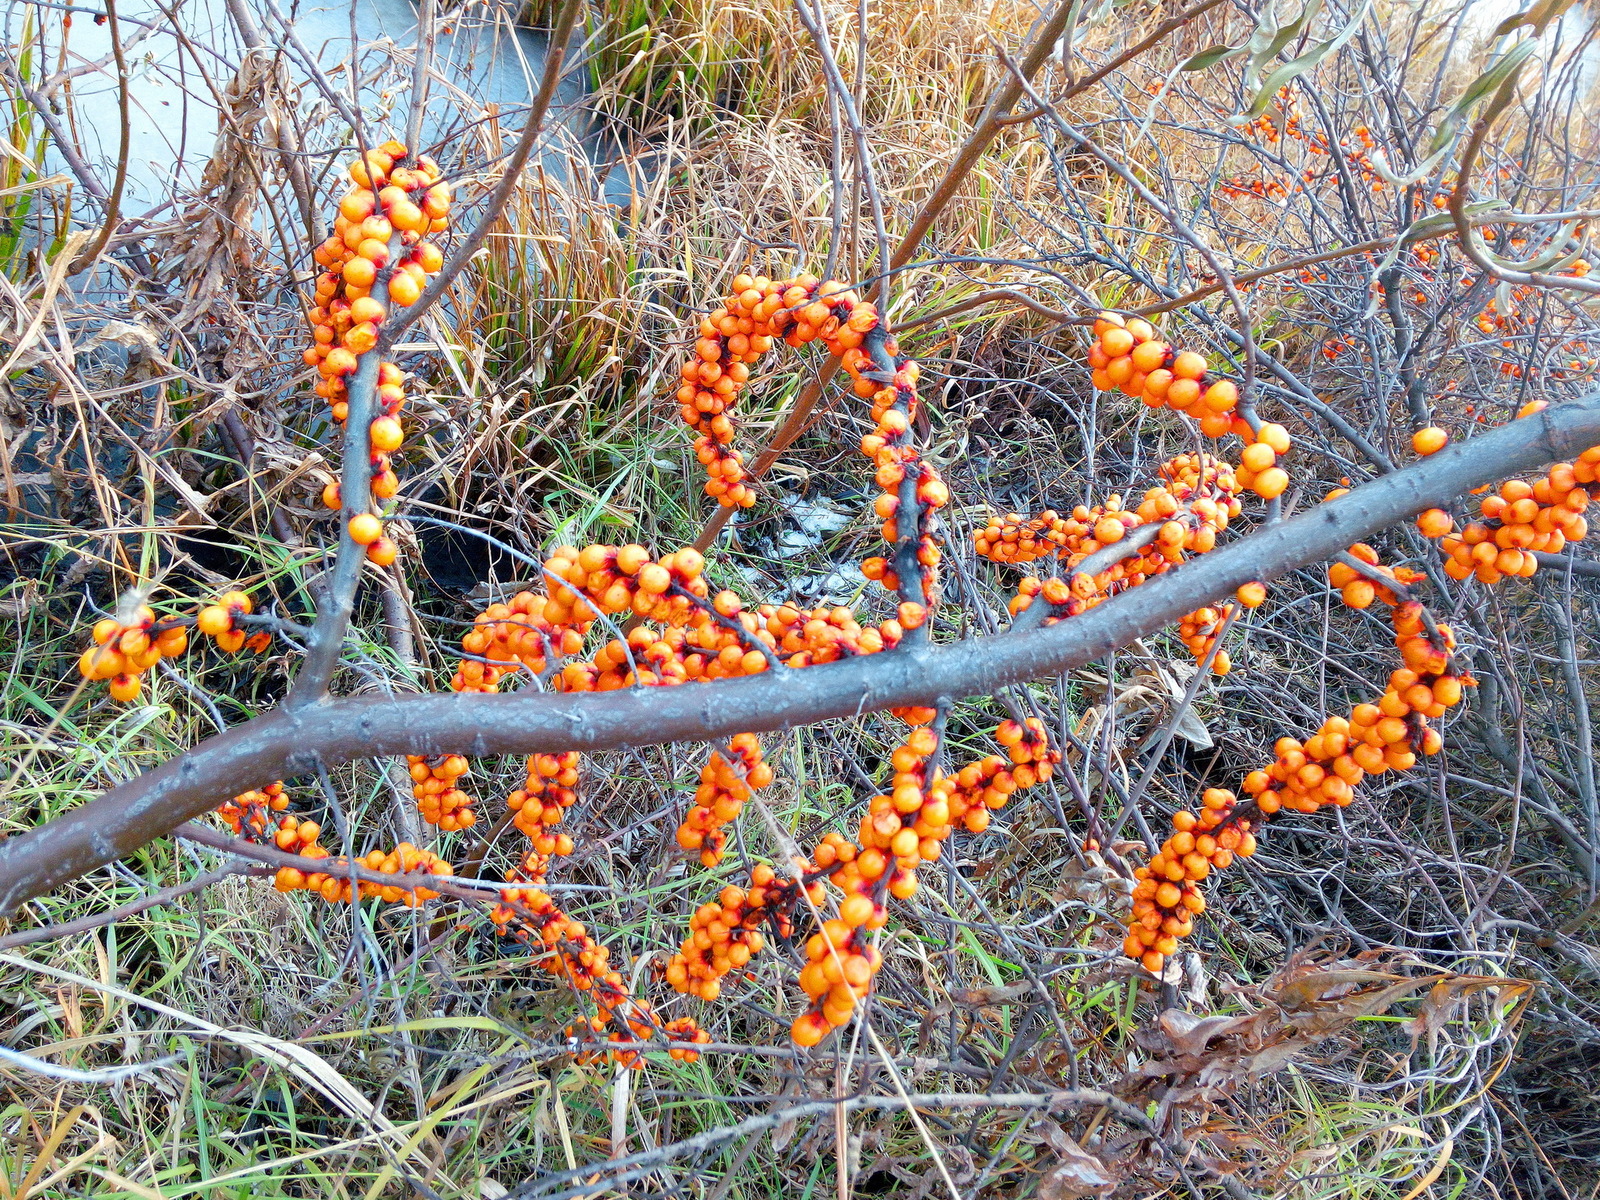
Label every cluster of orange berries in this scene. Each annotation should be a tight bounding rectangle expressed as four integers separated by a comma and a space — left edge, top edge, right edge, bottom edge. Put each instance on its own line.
406, 753, 476, 831
454, 593, 589, 694
857, 359, 945, 613
1428, 458, 1599, 585
1234, 99, 1386, 193
675, 734, 772, 867
1328, 542, 1426, 608
678, 274, 893, 508
506, 751, 579, 863
491, 882, 705, 1068
305, 139, 452, 567
1253, 600, 1460, 808
1176, 601, 1241, 676
78, 591, 266, 703
216, 782, 289, 838
941, 718, 1060, 835
1125, 573, 1469, 973
988, 455, 1246, 625
273, 837, 451, 907
449, 546, 707, 695
1218, 176, 1290, 201
1089, 315, 1299, 503
664, 866, 798, 1002
1125, 788, 1253, 974
755, 601, 904, 666
787, 718, 1058, 1045
676, 271, 947, 623
77, 606, 188, 702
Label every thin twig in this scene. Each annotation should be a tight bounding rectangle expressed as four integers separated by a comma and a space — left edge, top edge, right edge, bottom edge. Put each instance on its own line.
378, 0, 584, 349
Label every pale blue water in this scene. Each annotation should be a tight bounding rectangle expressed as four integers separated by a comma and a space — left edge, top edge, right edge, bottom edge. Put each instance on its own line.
29, 0, 587, 214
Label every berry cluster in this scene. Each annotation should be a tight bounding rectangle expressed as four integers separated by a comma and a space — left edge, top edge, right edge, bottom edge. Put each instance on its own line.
663, 868, 795, 1002
1328, 542, 1425, 608
678, 275, 883, 508
1176, 602, 1237, 676
678, 274, 947, 616
271, 830, 451, 907
306, 139, 452, 566
455, 592, 590, 694
1125, 788, 1252, 974
989, 454, 1245, 625
1125, 580, 1470, 974
676, 734, 772, 867
1430, 460, 1598, 584
78, 590, 266, 704
216, 782, 288, 838
406, 753, 476, 831
77, 605, 188, 703
786, 718, 1058, 1045
506, 751, 579, 865
941, 720, 1060, 835
1087, 314, 1298, 500
490, 882, 704, 1069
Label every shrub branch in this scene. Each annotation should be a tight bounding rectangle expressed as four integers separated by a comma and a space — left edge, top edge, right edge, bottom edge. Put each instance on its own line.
2, 394, 1597, 915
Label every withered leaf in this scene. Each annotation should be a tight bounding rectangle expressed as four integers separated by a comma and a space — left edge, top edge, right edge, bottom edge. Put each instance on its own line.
1036, 1123, 1117, 1199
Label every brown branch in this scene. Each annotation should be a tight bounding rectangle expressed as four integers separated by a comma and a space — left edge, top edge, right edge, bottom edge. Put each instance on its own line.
377, 0, 584, 348
0, 862, 244, 950
67, 0, 130, 274
3, 394, 1597, 915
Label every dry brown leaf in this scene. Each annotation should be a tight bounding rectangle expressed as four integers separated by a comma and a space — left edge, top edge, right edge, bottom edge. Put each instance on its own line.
1036, 1123, 1118, 1199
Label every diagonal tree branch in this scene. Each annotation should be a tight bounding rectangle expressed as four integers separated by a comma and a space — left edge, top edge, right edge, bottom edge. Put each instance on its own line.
376, 0, 584, 350
1, 394, 1597, 915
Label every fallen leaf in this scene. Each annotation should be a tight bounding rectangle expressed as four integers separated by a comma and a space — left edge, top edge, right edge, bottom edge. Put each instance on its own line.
1036, 1123, 1117, 1198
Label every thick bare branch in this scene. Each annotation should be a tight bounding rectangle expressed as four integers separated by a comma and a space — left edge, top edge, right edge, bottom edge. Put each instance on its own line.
2, 394, 1596, 915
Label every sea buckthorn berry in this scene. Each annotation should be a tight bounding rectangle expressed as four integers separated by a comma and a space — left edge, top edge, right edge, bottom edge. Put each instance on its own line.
196, 605, 232, 636
1252, 467, 1289, 499
1416, 508, 1452, 538
369, 417, 404, 452
348, 513, 383, 545
1256, 424, 1292, 455
1412, 427, 1448, 455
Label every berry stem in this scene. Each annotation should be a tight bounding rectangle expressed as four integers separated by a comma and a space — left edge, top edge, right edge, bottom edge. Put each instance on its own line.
289, 233, 399, 707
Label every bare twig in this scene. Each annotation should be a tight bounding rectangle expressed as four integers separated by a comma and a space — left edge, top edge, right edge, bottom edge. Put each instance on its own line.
378, 0, 584, 348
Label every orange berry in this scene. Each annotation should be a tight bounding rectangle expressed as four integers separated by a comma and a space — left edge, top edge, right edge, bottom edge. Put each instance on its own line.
1236, 581, 1267, 608
369, 417, 404, 452
1416, 508, 1452, 538
1100, 327, 1134, 357
386, 271, 421, 307
348, 296, 386, 324
196, 605, 232, 636
1256, 423, 1292, 454
1252, 467, 1289, 499
1341, 578, 1376, 608
791, 1013, 828, 1047
348, 513, 383, 545
341, 257, 377, 289
1240, 443, 1276, 473
1412, 427, 1448, 455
